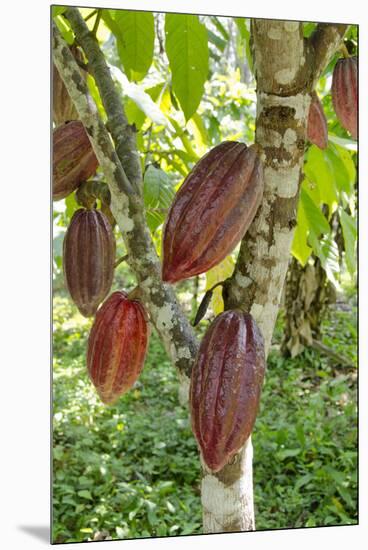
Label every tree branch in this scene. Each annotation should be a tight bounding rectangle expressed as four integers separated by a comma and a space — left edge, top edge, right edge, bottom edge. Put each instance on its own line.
52, 20, 198, 381
64, 7, 143, 194
309, 23, 349, 86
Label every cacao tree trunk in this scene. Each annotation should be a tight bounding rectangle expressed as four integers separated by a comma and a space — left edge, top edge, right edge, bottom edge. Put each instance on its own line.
53, 11, 347, 536
201, 19, 347, 533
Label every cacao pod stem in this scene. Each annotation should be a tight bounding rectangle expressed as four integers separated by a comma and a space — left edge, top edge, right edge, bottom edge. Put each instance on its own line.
192, 281, 225, 326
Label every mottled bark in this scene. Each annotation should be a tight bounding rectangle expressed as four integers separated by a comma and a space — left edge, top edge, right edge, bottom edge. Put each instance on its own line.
202, 19, 348, 534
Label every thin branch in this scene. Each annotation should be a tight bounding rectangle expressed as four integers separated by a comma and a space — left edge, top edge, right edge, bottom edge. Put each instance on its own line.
114, 255, 129, 268
92, 9, 102, 37
309, 23, 349, 86
311, 339, 355, 368
84, 9, 98, 22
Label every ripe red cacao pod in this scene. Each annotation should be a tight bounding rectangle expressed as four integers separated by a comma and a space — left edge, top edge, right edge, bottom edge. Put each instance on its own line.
53, 45, 83, 126
162, 141, 264, 283
331, 56, 357, 139
190, 310, 266, 472
53, 121, 99, 201
307, 92, 328, 149
63, 208, 116, 317
87, 291, 150, 404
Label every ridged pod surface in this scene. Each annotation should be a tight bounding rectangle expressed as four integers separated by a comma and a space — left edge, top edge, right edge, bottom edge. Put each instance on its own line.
190, 310, 266, 472
87, 291, 149, 404
53, 121, 99, 201
53, 45, 83, 126
162, 141, 264, 283
331, 56, 357, 139
307, 92, 328, 149
63, 209, 116, 317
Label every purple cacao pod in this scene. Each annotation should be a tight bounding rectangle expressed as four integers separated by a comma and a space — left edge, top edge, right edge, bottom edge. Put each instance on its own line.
63, 208, 116, 317
53, 121, 99, 201
307, 92, 328, 149
190, 310, 266, 472
87, 291, 150, 404
331, 56, 357, 139
162, 141, 264, 283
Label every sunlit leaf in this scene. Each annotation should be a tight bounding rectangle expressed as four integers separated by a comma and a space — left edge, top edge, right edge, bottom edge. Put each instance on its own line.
103, 10, 154, 81
304, 145, 338, 216
52, 6, 67, 18
339, 209, 357, 276
165, 14, 209, 121
143, 165, 175, 233
205, 255, 234, 315
300, 188, 330, 236
291, 201, 312, 266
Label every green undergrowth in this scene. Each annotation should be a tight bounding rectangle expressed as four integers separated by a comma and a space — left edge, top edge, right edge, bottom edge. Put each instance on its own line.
52, 295, 357, 543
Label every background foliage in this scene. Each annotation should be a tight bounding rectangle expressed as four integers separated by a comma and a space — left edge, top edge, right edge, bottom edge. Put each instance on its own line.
53, 7, 358, 543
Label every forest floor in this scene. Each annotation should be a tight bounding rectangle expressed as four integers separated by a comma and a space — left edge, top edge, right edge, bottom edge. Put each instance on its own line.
52, 291, 357, 543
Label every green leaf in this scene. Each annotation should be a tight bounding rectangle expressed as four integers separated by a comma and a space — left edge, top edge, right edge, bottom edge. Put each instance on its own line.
207, 30, 226, 52
300, 188, 330, 236
78, 490, 92, 500
304, 146, 338, 216
103, 10, 154, 81
52, 6, 67, 18
165, 14, 209, 121
234, 18, 253, 73
278, 448, 301, 460
324, 146, 353, 195
339, 210, 357, 276
143, 165, 175, 233
65, 192, 79, 220
291, 202, 312, 266
210, 16, 229, 40
328, 133, 357, 151
54, 15, 74, 45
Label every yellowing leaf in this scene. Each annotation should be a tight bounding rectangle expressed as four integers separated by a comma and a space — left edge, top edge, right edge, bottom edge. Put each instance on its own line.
205, 255, 234, 315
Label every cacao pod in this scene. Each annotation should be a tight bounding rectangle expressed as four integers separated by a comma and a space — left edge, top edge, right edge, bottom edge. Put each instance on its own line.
162, 141, 264, 283
307, 92, 328, 149
331, 56, 357, 139
53, 45, 83, 126
87, 291, 149, 404
63, 208, 116, 317
190, 310, 266, 472
53, 121, 99, 201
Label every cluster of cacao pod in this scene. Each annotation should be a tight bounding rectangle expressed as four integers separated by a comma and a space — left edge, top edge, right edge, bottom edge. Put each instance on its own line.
307, 52, 357, 148
160, 140, 266, 470
53, 60, 149, 403
62, 206, 150, 403
62, 207, 150, 403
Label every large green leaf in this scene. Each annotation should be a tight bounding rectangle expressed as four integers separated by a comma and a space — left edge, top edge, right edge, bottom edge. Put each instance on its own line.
339, 210, 357, 276
300, 188, 331, 236
291, 201, 312, 266
304, 145, 338, 216
143, 166, 175, 233
103, 10, 154, 81
234, 18, 253, 73
165, 14, 209, 121
324, 145, 353, 196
